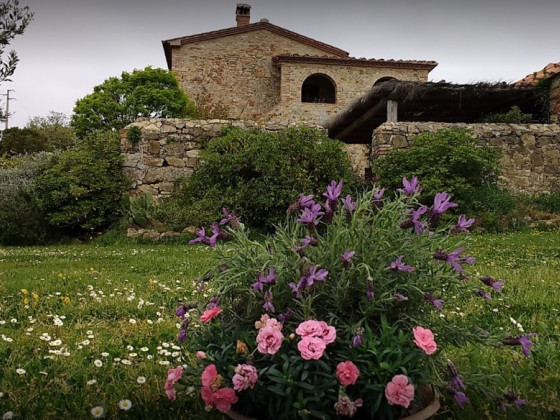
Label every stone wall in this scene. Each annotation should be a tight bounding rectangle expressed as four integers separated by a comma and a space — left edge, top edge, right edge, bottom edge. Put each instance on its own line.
120, 118, 325, 199
372, 122, 560, 194
551, 74, 560, 124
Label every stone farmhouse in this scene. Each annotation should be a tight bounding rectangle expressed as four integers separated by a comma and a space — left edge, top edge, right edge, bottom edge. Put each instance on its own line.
162, 4, 437, 126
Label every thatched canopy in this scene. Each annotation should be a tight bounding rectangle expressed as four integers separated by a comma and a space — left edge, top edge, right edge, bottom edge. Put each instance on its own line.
325, 80, 541, 143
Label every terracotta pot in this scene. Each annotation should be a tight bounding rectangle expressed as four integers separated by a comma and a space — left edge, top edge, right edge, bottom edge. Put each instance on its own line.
226, 386, 440, 420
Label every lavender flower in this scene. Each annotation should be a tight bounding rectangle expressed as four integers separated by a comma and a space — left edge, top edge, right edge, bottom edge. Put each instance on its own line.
453, 390, 470, 409
177, 328, 187, 343
323, 179, 343, 203
402, 205, 428, 234
503, 333, 537, 357
480, 275, 504, 293
374, 188, 385, 200
504, 392, 526, 410
397, 176, 422, 196
432, 191, 458, 215
262, 290, 275, 313
341, 194, 357, 213
473, 289, 492, 300
287, 193, 315, 214
207, 296, 220, 309
278, 308, 293, 324
451, 214, 475, 234
252, 268, 277, 293
366, 278, 374, 300
433, 247, 475, 273
447, 362, 466, 391
208, 223, 220, 248
341, 249, 356, 268
288, 282, 302, 299
389, 255, 416, 272
219, 208, 241, 229
297, 203, 324, 227
372, 188, 386, 210
294, 235, 318, 254
175, 303, 187, 319
188, 227, 207, 245
352, 334, 363, 347
424, 292, 444, 310
299, 265, 329, 288
395, 293, 409, 301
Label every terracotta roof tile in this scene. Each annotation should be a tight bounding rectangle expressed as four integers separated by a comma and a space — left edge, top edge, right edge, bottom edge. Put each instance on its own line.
515, 62, 560, 86
272, 54, 438, 71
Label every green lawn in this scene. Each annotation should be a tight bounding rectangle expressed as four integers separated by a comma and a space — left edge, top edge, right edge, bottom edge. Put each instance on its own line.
0, 231, 559, 419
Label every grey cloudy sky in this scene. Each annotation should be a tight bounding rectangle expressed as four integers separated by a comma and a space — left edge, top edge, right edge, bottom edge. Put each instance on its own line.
6, 0, 560, 127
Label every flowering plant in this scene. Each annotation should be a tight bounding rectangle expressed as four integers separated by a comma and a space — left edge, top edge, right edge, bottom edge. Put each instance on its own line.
170, 178, 533, 419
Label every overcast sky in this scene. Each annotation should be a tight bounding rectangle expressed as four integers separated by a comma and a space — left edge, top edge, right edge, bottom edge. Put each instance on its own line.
5, 0, 560, 127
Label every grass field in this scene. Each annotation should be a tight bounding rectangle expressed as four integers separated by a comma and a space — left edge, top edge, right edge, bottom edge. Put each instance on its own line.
1, 230, 559, 419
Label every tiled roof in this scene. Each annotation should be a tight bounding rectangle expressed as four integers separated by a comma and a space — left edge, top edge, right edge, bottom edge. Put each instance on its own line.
162, 21, 349, 68
515, 62, 560, 86
273, 54, 438, 71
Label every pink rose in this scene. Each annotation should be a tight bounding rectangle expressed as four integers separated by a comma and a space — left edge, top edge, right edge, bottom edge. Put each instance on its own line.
232, 364, 258, 392
201, 364, 221, 390
336, 361, 360, 386
297, 336, 327, 360
212, 387, 239, 412
385, 374, 415, 408
255, 314, 283, 331
413, 326, 437, 355
164, 366, 183, 401
334, 396, 363, 417
295, 320, 324, 337
196, 351, 207, 359
200, 307, 223, 323
318, 321, 337, 344
256, 325, 284, 355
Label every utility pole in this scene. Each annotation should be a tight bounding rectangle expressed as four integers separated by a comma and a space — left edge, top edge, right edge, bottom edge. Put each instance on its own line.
1, 89, 15, 130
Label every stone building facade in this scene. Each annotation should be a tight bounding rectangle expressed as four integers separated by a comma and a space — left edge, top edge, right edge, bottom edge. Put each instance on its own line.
162, 4, 436, 126
372, 122, 560, 194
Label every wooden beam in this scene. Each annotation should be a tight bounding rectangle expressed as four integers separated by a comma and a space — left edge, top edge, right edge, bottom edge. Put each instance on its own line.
387, 100, 398, 122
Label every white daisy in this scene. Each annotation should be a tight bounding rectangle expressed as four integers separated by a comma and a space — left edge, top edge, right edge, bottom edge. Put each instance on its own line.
136, 376, 146, 384
3, 411, 14, 420
90, 406, 104, 418
118, 399, 132, 411
87, 379, 97, 385
15, 368, 26, 375
94, 360, 103, 367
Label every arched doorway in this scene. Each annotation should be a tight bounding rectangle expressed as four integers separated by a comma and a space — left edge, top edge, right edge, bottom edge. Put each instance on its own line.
301, 74, 336, 103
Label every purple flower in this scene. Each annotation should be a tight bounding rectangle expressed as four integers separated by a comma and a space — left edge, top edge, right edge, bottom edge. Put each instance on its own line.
219, 208, 241, 229
341, 195, 357, 213
397, 176, 422, 196
389, 255, 415, 272
447, 362, 466, 391
394, 293, 409, 301
207, 296, 220, 309
352, 334, 363, 347
300, 265, 328, 288
287, 193, 315, 214
288, 282, 302, 299
452, 214, 475, 234
251, 268, 277, 293
480, 275, 504, 293
188, 227, 207, 245
505, 392, 526, 410
278, 308, 293, 324
453, 390, 470, 409
175, 303, 187, 319
263, 290, 275, 313
297, 203, 324, 227
374, 188, 385, 200
341, 249, 356, 267
424, 292, 443, 310
208, 223, 220, 248
366, 278, 374, 300
177, 328, 187, 343
402, 205, 428, 234
294, 235, 318, 254
432, 191, 458, 215
473, 289, 492, 300
323, 179, 343, 203
433, 247, 475, 273
503, 333, 537, 357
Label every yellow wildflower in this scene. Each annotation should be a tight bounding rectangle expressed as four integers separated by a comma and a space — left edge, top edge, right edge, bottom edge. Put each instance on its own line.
32, 293, 39, 300
21, 289, 28, 295
63, 296, 71, 304
23, 298, 29, 305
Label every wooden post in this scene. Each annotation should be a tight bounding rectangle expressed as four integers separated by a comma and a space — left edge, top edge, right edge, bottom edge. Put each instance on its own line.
387, 100, 398, 122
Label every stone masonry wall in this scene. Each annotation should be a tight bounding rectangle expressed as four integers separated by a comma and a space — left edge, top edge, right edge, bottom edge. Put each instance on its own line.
171, 29, 429, 127
372, 122, 560, 194
121, 118, 326, 199
550, 74, 560, 124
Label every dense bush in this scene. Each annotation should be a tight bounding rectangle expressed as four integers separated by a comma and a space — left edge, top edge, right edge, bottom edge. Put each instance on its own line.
0, 152, 53, 245
33, 132, 130, 233
373, 128, 501, 207
155, 126, 361, 229
534, 188, 560, 214
479, 106, 532, 124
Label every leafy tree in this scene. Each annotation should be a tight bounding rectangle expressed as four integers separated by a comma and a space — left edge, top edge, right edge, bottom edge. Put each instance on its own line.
0, 111, 75, 156
0, 0, 33, 117
71, 67, 195, 138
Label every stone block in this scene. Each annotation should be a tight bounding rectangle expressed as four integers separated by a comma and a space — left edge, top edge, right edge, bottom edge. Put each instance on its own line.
144, 158, 164, 167
530, 151, 544, 166
158, 182, 175, 193
186, 149, 200, 158
148, 141, 160, 154
521, 134, 536, 147
143, 167, 166, 183
165, 142, 187, 156
165, 157, 186, 167
123, 154, 141, 167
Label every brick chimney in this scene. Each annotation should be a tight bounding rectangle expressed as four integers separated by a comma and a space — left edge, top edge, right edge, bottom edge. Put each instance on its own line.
236, 4, 251, 27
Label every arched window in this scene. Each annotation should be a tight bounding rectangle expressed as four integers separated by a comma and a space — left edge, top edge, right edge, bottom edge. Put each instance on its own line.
373, 76, 397, 87
301, 74, 336, 103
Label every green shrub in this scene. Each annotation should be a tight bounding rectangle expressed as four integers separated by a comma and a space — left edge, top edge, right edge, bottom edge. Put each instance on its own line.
373, 128, 501, 206
33, 132, 130, 233
156, 126, 361, 229
534, 188, 560, 213
479, 106, 532, 123
0, 152, 53, 245
121, 192, 154, 228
